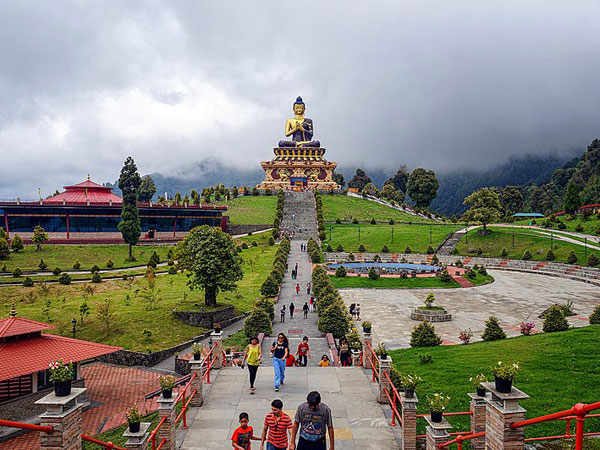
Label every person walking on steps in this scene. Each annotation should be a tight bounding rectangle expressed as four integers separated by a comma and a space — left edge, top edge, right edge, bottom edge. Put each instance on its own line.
306, 282, 311, 295
294, 262, 298, 274
338, 337, 352, 367
355, 303, 361, 321
295, 283, 300, 295
289, 391, 334, 450
296, 336, 310, 367
271, 333, 289, 392
260, 399, 292, 450
241, 336, 262, 395
289, 302, 295, 319
303, 302, 309, 319
280, 305, 286, 323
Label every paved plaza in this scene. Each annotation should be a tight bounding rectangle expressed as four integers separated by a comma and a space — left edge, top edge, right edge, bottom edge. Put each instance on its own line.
340, 270, 600, 349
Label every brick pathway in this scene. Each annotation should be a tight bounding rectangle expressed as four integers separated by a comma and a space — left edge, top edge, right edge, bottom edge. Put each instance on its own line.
0, 363, 167, 450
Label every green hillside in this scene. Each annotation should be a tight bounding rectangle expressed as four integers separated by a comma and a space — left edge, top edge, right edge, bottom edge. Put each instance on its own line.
221, 195, 277, 224
390, 326, 600, 438
322, 195, 434, 223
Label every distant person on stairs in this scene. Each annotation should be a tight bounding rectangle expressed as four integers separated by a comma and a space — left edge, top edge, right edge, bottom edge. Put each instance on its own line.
303, 302, 309, 319
289, 302, 295, 319
355, 304, 361, 321
280, 305, 286, 323
296, 284, 300, 295
306, 282, 311, 295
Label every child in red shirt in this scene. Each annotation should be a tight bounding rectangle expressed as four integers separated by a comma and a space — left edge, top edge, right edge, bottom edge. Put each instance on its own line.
296, 336, 311, 367
231, 412, 260, 450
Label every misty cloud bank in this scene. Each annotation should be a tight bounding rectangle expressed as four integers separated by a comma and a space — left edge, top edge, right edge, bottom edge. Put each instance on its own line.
1, 0, 599, 198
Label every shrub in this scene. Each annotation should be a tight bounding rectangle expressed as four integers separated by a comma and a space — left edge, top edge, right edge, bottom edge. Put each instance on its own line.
255, 297, 275, 322
410, 321, 441, 347
424, 293, 435, 308
381, 245, 389, 253
575, 223, 584, 232
358, 244, 366, 252
0, 238, 9, 260
319, 231, 326, 241
588, 254, 599, 267
336, 218, 342, 224
481, 315, 506, 341
546, 250, 555, 261
478, 265, 488, 276
12, 267, 22, 277
39, 259, 48, 270
431, 255, 439, 265
106, 259, 114, 269
252, 241, 258, 247
454, 259, 463, 268
335, 266, 347, 277
348, 253, 355, 261
317, 303, 349, 339
557, 222, 567, 230
368, 267, 380, 280
92, 272, 102, 283
438, 269, 453, 283
336, 244, 344, 252
58, 272, 72, 284
404, 246, 412, 254
370, 218, 376, 225
168, 266, 177, 275
418, 353, 433, 364
73, 261, 81, 270
543, 305, 569, 333
268, 237, 275, 246
458, 329, 473, 344
90, 265, 100, 273
241, 242, 249, 249
243, 309, 272, 339
466, 268, 476, 279
567, 251, 578, 264
522, 250, 532, 260
10, 235, 24, 252
326, 244, 333, 252
589, 305, 600, 325
52, 267, 62, 276
0, 263, 6, 272
352, 218, 358, 224
426, 245, 434, 254
167, 259, 175, 266
501, 248, 508, 257
260, 275, 279, 297
23, 276, 34, 287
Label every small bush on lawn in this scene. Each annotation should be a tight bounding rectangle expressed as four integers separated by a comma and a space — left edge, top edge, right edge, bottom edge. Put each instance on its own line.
431, 255, 439, 265
410, 321, 441, 347
501, 248, 508, 257
589, 305, 600, 325
352, 218, 358, 224
381, 245, 389, 253
12, 267, 23, 277
543, 305, 570, 333
405, 246, 412, 254
243, 309, 272, 339
252, 241, 258, 247
426, 245, 434, 254
481, 315, 506, 341
454, 259, 463, 268
268, 237, 275, 245
0, 239, 9, 260
335, 266, 347, 277
168, 266, 177, 275
255, 297, 275, 322
23, 276, 34, 287
59, 273, 72, 285
73, 261, 81, 270
478, 265, 488, 276
336, 244, 344, 252
10, 235, 24, 252
546, 250, 555, 261
52, 267, 62, 276
39, 259, 48, 270
336, 218, 342, 224
326, 244, 333, 252
567, 251, 578, 264
90, 265, 100, 273
589, 254, 599, 267
241, 242, 249, 249
389, 219, 395, 225
575, 223, 584, 232
348, 253, 355, 261
438, 269, 453, 282
522, 250, 532, 260
167, 259, 175, 266
466, 268, 477, 279
370, 218, 376, 225
106, 259, 114, 269
368, 267, 380, 280
92, 272, 102, 283
358, 244, 366, 252
317, 303, 350, 339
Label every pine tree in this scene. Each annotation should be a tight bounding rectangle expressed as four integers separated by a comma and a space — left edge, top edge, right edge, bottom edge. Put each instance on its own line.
118, 157, 142, 261
10, 234, 24, 252
563, 178, 581, 215
481, 315, 506, 341
32, 226, 48, 251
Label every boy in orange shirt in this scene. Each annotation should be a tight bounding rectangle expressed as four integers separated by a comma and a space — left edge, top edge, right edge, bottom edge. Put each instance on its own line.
232, 412, 260, 450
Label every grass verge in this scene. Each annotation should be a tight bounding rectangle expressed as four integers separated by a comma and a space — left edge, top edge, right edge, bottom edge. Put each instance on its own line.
321, 194, 434, 223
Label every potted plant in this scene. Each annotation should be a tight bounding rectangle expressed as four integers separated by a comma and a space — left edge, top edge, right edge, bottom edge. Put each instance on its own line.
427, 393, 450, 423
362, 321, 372, 334
376, 342, 389, 360
192, 343, 203, 361
159, 375, 176, 399
213, 322, 222, 333
401, 374, 422, 398
469, 374, 488, 397
48, 359, 74, 397
491, 361, 519, 393
125, 405, 142, 433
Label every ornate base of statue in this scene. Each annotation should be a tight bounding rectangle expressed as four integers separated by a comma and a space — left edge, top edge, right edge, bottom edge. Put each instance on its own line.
258, 97, 340, 191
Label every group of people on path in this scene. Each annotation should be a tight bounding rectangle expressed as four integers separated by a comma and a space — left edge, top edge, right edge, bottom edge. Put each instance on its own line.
348, 303, 361, 321
231, 391, 334, 450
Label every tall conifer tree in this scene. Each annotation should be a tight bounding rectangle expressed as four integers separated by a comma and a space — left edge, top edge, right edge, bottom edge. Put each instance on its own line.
118, 157, 141, 260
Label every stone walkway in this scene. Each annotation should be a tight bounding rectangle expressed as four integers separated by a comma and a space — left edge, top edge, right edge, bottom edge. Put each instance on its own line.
178, 366, 399, 450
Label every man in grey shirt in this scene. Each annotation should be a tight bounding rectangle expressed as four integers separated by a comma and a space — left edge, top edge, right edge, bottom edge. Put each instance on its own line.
289, 391, 334, 450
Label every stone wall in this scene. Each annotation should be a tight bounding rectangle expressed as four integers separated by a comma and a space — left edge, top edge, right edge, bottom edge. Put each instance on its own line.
173, 304, 236, 328
226, 224, 271, 235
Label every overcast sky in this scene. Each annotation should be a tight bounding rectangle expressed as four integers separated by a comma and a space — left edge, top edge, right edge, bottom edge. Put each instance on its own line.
1, 0, 599, 198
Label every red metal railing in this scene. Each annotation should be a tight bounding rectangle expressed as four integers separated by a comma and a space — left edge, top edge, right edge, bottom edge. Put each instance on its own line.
382, 371, 402, 426
174, 372, 197, 430
81, 434, 126, 449
364, 341, 380, 382
439, 431, 485, 450
203, 342, 219, 384
149, 416, 167, 450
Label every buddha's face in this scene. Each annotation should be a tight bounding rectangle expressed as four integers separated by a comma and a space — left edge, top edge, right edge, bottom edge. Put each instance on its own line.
293, 103, 305, 115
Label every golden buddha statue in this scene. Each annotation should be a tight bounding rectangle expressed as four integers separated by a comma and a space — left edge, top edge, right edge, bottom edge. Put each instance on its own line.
278, 97, 321, 147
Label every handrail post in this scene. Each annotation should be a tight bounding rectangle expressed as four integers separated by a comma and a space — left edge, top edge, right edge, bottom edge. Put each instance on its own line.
181, 389, 188, 430
35, 387, 87, 450
425, 415, 452, 450
378, 356, 392, 404
401, 392, 419, 450
482, 382, 529, 450
468, 392, 488, 450
157, 393, 177, 450
211, 330, 224, 369
123, 422, 151, 450
189, 361, 204, 407
363, 332, 373, 369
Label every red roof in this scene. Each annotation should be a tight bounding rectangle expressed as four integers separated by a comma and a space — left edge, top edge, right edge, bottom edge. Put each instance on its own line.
0, 317, 55, 339
45, 178, 122, 205
0, 333, 121, 381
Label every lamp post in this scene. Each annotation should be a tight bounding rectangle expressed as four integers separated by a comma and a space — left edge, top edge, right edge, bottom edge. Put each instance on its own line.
358, 224, 361, 242
329, 225, 332, 241
512, 230, 515, 248
429, 228, 432, 244
71, 318, 77, 338
465, 229, 468, 244
391, 228, 394, 243
585, 238, 587, 257
551, 232, 553, 249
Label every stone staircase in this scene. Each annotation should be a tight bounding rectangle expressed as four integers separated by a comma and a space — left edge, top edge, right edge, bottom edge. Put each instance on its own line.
436, 229, 466, 255
280, 191, 318, 240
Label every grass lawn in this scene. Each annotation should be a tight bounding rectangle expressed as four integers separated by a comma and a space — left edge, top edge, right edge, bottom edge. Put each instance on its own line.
0, 244, 172, 272
465, 272, 495, 286
0, 267, 169, 284
321, 195, 434, 223
235, 230, 273, 246
324, 224, 462, 254
512, 216, 600, 236
455, 227, 599, 264
1, 245, 276, 352
389, 326, 600, 438
219, 195, 277, 224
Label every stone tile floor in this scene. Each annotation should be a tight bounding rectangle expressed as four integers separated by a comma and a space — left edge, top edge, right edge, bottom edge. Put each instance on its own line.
340, 270, 600, 349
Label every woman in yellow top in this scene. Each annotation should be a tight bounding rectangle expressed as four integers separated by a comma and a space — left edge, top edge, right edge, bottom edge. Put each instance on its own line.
242, 336, 262, 394
319, 355, 330, 367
